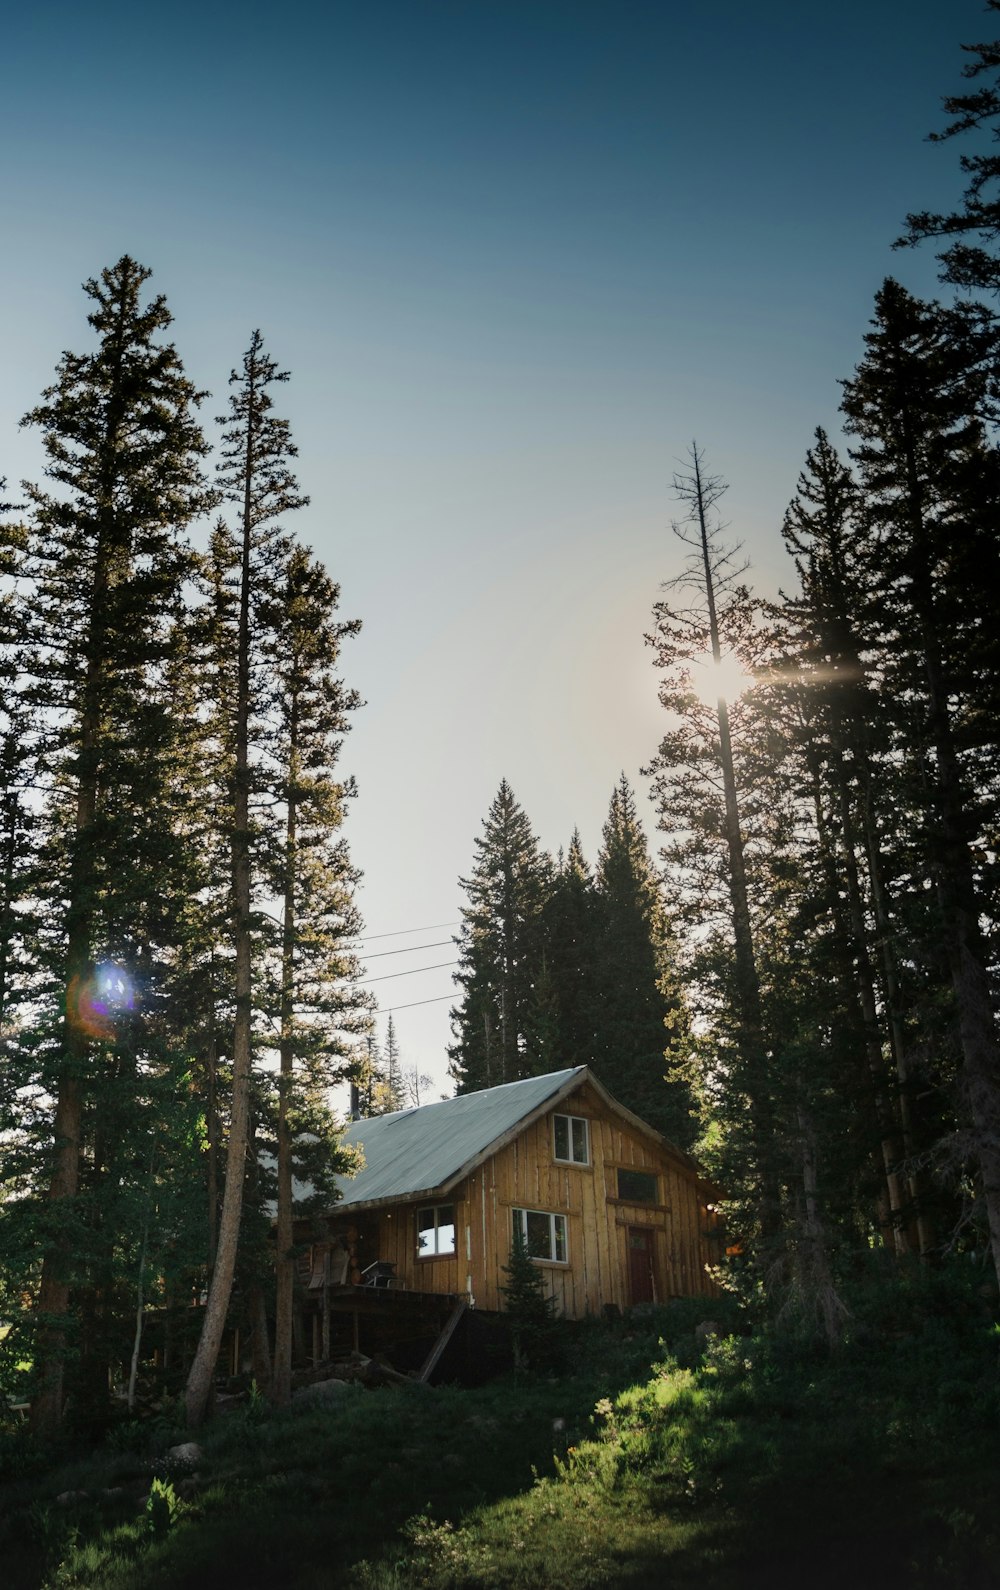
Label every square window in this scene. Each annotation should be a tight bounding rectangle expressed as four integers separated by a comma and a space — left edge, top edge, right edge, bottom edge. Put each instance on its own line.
617, 1169, 658, 1204
553, 1113, 589, 1165
513, 1207, 568, 1263
417, 1204, 456, 1256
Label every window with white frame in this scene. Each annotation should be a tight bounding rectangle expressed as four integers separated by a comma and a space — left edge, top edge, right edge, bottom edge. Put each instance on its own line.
512, 1206, 568, 1263
553, 1112, 590, 1165
417, 1204, 456, 1257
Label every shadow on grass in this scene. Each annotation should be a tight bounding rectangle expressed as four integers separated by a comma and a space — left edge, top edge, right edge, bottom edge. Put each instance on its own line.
5, 1275, 1000, 1590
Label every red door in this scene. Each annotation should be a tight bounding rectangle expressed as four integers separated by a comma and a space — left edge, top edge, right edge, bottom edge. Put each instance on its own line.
627, 1228, 655, 1304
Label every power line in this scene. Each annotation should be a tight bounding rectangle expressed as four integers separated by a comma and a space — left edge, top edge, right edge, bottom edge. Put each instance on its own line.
362, 939, 453, 960
358, 960, 458, 985
351, 921, 459, 944
381, 994, 456, 1012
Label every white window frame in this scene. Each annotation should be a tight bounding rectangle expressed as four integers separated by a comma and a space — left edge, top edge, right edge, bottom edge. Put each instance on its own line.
416, 1203, 457, 1257
512, 1206, 568, 1264
553, 1112, 590, 1166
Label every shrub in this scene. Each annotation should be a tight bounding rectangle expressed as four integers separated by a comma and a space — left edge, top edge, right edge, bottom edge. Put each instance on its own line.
145, 1477, 179, 1538
500, 1228, 562, 1372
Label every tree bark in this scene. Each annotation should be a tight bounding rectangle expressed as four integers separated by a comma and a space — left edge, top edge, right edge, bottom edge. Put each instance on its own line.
271, 732, 298, 1407
689, 449, 780, 1240
31, 592, 107, 1436
901, 413, 1000, 1288
184, 365, 256, 1428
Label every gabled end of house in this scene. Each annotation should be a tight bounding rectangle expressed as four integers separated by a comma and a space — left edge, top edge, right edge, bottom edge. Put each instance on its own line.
297, 1066, 720, 1331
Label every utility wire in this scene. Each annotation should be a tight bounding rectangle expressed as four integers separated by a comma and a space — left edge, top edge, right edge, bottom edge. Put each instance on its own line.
358, 960, 458, 985
351, 921, 459, 944
381, 994, 456, 1012
362, 939, 453, 960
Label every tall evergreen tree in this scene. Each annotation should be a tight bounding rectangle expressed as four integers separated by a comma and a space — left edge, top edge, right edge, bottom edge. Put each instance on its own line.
264, 542, 365, 1405
448, 781, 551, 1090
591, 776, 693, 1146
841, 280, 1000, 1289
646, 446, 781, 1240
777, 427, 939, 1255
12, 258, 213, 1435
538, 831, 600, 1069
185, 332, 307, 1428
647, 450, 855, 1332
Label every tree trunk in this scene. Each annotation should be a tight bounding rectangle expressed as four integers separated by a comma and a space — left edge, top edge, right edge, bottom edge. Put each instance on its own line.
31, 642, 105, 1436
184, 375, 256, 1429
856, 764, 937, 1257
206, 1012, 219, 1271
127, 1146, 156, 1414
792, 1105, 849, 1348
798, 697, 909, 1250
900, 419, 1000, 1287
690, 449, 780, 1240
272, 737, 298, 1407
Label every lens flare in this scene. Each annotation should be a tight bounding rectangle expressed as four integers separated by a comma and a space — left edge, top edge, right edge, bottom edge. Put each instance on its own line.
66, 963, 135, 1040
691, 650, 751, 708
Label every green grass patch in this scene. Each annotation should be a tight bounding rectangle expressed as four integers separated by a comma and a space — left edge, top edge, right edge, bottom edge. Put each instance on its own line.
3, 1273, 999, 1589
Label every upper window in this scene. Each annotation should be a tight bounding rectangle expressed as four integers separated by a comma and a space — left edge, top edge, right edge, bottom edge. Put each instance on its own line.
617, 1169, 658, 1204
512, 1207, 568, 1264
417, 1204, 456, 1257
553, 1113, 590, 1165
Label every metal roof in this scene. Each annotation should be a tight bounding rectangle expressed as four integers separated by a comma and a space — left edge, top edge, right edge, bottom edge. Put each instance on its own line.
335, 1067, 586, 1209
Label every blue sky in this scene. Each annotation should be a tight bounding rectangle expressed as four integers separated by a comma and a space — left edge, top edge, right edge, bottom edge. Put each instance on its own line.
1, 0, 981, 1093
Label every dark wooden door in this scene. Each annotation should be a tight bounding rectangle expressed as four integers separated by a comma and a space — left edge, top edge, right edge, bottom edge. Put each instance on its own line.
627, 1228, 655, 1304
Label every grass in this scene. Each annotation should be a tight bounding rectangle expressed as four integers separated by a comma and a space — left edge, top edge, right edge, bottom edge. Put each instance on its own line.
2, 1268, 999, 1589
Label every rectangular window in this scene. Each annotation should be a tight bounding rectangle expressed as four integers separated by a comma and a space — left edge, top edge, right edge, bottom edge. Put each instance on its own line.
417, 1204, 456, 1257
512, 1207, 568, 1263
553, 1113, 590, 1165
617, 1169, 658, 1204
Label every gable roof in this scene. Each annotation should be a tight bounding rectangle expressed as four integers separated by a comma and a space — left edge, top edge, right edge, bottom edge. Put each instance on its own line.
335, 1067, 587, 1210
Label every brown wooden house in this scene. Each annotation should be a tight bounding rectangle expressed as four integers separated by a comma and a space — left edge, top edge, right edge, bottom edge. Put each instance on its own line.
299, 1068, 718, 1355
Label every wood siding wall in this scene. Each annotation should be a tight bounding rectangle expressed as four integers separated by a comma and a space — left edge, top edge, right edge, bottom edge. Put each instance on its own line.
354, 1082, 718, 1318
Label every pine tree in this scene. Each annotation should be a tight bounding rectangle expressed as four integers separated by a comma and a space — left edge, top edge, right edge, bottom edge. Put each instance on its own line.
646, 446, 781, 1241
14, 257, 213, 1435
898, 2, 1000, 293
500, 1224, 559, 1372
841, 280, 1000, 1289
185, 332, 307, 1427
0, 695, 34, 1056
539, 831, 600, 1068
354, 1031, 385, 1116
448, 781, 552, 1090
383, 1014, 407, 1112
264, 542, 365, 1405
777, 427, 938, 1255
591, 776, 694, 1146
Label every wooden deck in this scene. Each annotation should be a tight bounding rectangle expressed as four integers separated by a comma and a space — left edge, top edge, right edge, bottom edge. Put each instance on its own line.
303, 1280, 464, 1366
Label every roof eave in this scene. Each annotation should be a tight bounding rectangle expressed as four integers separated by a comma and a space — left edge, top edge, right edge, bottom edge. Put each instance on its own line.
332, 1185, 449, 1216
325, 1065, 719, 1212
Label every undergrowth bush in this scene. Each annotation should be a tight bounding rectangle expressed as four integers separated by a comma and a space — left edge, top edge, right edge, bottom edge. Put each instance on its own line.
2, 1268, 997, 1590
145, 1478, 180, 1538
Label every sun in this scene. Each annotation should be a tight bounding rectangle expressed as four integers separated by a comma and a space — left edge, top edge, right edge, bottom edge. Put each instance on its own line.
690, 650, 751, 708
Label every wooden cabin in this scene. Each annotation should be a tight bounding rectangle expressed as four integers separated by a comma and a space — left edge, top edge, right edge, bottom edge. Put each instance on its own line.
299, 1068, 719, 1344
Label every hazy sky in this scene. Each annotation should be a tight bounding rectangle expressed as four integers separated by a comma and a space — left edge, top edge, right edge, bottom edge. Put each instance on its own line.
1, 0, 979, 1095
